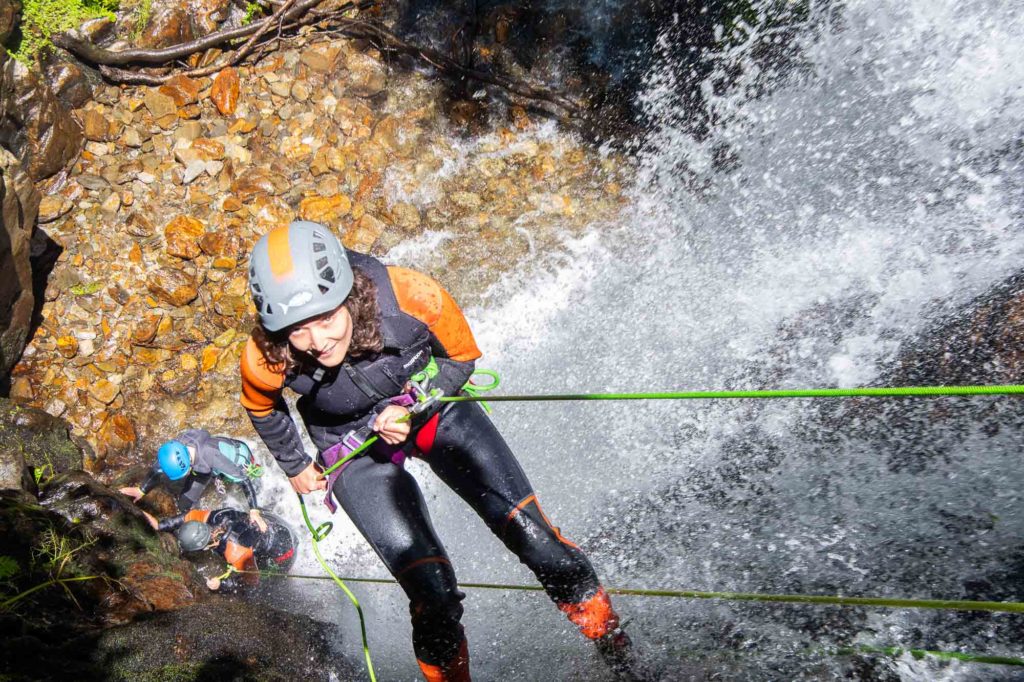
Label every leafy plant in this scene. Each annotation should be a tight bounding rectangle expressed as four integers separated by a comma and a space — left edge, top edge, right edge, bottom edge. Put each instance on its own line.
8, 0, 118, 63
0, 556, 19, 582
129, 0, 151, 41
0, 528, 100, 611
33, 463, 55, 487
242, 1, 266, 25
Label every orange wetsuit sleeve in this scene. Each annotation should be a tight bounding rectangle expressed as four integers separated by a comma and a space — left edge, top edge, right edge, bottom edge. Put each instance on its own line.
387, 266, 481, 362
240, 336, 286, 416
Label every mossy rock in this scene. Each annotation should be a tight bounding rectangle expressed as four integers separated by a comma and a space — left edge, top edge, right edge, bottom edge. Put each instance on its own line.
0, 397, 86, 478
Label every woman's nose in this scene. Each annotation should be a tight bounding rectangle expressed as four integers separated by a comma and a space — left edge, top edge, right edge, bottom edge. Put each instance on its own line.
309, 326, 329, 352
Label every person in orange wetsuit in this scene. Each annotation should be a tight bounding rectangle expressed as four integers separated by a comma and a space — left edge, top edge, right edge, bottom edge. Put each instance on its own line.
147, 507, 297, 591
240, 221, 635, 680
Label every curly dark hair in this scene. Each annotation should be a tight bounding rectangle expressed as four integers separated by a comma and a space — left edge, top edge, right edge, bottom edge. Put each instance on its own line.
251, 267, 383, 372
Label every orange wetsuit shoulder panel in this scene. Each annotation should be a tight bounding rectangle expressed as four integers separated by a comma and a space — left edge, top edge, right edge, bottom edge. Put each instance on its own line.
387, 267, 481, 362
184, 509, 211, 523
240, 336, 286, 417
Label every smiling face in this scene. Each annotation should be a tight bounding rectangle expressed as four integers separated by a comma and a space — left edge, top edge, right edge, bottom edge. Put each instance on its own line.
287, 304, 353, 368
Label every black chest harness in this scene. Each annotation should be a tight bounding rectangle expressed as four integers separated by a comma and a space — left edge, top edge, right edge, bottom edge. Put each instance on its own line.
284, 252, 433, 452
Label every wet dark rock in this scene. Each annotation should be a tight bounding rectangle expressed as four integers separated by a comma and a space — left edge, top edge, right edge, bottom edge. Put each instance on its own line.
0, 57, 83, 180
43, 54, 100, 110
0, 149, 37, 380
136, 1, 195, 49
0, 412, 349, 680
0, 397, 87, 476
0, 0, 18, 45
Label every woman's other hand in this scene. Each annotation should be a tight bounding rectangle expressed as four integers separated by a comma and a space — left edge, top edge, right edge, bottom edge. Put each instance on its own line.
289, 462, 327, 494
373, 405, 411, 445
249, 509, 269, 533
119, 486, 144, 502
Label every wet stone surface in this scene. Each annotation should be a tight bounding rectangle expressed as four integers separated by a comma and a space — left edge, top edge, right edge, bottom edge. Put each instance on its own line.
11, 35, 630, 477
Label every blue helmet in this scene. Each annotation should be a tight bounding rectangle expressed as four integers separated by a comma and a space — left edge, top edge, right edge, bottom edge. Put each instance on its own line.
157, 440, 191, 480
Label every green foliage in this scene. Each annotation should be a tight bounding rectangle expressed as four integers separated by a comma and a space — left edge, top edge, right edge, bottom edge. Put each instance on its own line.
0, 556, 19, 581
1, 528, 100, 612
242, 1, 265, 25
69, 281, 104, 296
129, 0, 151, 41
33, 463, 55, 487
8, 0, 118, 63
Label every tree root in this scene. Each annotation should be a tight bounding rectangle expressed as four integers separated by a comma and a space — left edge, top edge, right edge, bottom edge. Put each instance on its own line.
52, 0, 586, 118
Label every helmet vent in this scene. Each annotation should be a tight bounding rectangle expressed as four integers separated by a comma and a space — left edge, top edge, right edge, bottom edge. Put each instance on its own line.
313, 242, 326, 253
252, 282, 261, 293
316, 257, 328, 269
319, 285, 330, 294
320, 266, 335, 283
254, 294, 264, 310
266, 304, 274, 315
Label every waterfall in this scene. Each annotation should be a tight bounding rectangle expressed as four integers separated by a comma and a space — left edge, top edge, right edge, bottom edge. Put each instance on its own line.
272, 1, 1024, 678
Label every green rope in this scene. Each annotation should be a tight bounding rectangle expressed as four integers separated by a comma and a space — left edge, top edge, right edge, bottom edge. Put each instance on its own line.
240, 569, 1024, 614
238, 569, 1024, 667
297, 494, 377, 681
837, 644, 1024, 667
440, 383, 1024, 403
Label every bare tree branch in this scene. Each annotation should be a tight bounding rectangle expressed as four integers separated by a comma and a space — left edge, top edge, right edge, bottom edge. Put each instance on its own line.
53, 0, 586, 117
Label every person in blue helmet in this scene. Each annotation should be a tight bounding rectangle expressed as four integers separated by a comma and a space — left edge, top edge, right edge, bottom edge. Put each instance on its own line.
120, 429, 267, 531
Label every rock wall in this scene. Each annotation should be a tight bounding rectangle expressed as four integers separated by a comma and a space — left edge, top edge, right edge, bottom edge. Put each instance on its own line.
0, 147, 38, 380
0, 0, 88, 385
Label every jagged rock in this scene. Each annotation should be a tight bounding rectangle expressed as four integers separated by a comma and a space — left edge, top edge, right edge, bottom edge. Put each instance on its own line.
159, 74, 201, 106
0, 56, 83, 180
163, 215, 205, 259
299, 194, 351, 224
0, 148, 38, 379
345, 51, 387, 98
301, 43, 343, 73
136, 2, 194, 49
147, 268, 199, 307
188, 0, 231, 35
0, 0, 18, 44
0, 397, 85, 476
211, 67, 240, 116
81, 109, 110, 141
144, 89, 177, 119
388, 201, 421, 232
43, 53, 98, 109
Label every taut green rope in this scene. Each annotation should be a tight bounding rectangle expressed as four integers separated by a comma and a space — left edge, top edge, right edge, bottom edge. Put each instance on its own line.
440, 384, 1024, 403
240, 570, 1024, 614
837, 644, 1024, 667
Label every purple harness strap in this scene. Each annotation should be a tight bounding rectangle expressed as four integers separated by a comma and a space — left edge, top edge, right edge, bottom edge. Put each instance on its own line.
320, 394, 416, 513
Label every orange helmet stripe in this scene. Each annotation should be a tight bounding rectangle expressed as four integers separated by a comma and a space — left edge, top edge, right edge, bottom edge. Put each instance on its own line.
267, 226, 294, 278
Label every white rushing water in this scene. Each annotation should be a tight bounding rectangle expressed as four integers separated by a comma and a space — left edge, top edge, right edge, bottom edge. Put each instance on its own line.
263, 1, 1024, 679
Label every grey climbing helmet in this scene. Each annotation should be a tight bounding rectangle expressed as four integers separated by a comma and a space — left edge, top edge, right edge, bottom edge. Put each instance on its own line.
177, 520, 212, 552
248, 221, 354, 332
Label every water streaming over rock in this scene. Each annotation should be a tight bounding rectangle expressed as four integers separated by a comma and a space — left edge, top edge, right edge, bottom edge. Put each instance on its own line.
265, 1, 1024, 678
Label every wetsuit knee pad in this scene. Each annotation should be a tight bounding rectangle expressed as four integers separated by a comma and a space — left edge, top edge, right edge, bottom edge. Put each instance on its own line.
501, 496, 600, 604
398, 558, 466, 665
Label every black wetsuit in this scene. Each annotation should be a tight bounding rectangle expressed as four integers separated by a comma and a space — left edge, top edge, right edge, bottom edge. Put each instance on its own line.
140, 430, 261, 512
336, 401, 602, 668
241, 252, 617, 673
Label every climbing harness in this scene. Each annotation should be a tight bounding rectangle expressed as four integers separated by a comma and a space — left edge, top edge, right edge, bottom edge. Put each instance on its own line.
291, 374, 1024, 678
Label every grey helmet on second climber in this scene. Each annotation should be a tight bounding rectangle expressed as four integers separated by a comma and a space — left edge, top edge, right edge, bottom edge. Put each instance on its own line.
248, 221, 354, 332
177, 520, 213, 552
